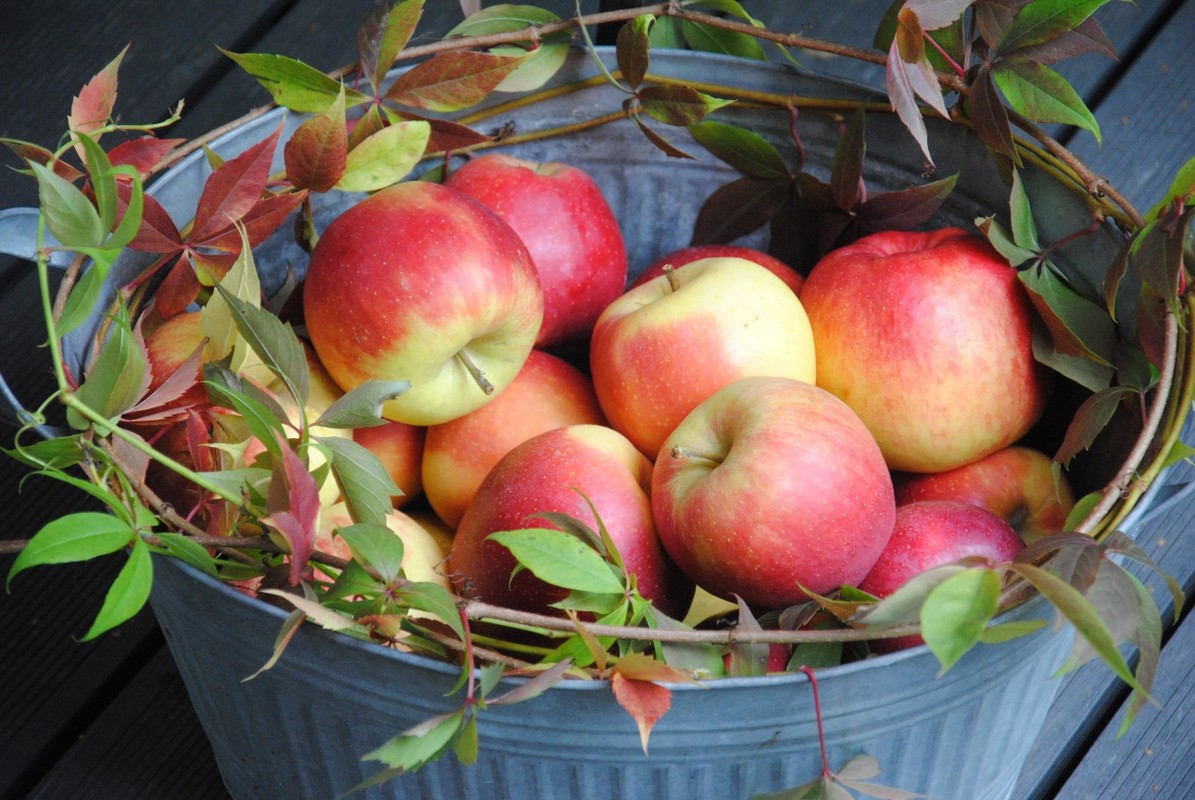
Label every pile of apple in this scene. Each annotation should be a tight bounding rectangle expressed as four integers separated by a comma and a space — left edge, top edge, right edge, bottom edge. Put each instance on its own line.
148, 152, 1078, 655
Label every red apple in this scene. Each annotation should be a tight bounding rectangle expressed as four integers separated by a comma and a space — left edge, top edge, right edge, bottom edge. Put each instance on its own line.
445, 153, 627, 348
353, 421, 426, 510
303, 180, 543, 425
892, 445, 1076, 543
590, 257, 817, 460
447, 424, 692, 619
632, 244, 804, 295
858, 500, 1026, 651
799, 227, 1051, 473
652, 376, 896, 610
421, 349, 606, 528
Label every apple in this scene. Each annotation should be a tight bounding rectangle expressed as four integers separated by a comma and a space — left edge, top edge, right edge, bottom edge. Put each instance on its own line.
651, 376, 896, 610
353, 421, 426, 510
632, 244, 804, 295
421, 349, 607, 529
798, 227, 1051, 473
858, 500, 1026, 651
317, 501, 450, 590
444, 153, 627, 348
892, 445, 1076, 543
447, 424, 692, 619
303, 180, 544, 426
590, 257, 817, 460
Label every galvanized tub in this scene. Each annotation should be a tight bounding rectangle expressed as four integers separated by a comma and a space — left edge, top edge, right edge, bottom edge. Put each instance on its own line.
1, 48, 1181, 799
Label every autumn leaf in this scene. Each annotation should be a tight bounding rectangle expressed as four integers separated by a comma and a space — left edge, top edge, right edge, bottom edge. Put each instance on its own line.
385, 50, 524, 112
68, 46, 128, 147
357, 0, 424, 93
191, 123, 282, 242
106, 137, 185, 178
611, 663, 674, 753
284, 87, 347, 192
617, 14, 654, 90
262, 434, 321, 586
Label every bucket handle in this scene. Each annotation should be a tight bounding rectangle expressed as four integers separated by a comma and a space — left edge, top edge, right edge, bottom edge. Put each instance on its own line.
0, 207, 72, 439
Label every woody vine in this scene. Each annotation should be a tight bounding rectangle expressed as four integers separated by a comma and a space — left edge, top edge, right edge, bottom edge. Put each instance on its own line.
2, 0, 1194, 791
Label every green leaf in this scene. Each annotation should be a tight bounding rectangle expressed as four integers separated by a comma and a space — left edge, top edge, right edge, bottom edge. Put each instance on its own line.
649, 610, 726, 678
445, 3, 561, 37
977, 618, 1048, 643
854, 563, 970, 628
55, 250, 114, 339
70, 304, 150, 428
31, 161, 103, 248
1008, 562, 1150, 697
316, 435, 400, 526
993, 59, 1101, 143
681, 18, 767, 61
152, 532, 221, 579
489, 528, 625, 595
363, 708, 465, 771
921, 568, 1001, 674
220, 49, 370, 112
1008, 168, 1041, 252
398, 582, 467, 640
688, 120, 790, 178
976, 215, 1038, 267
313, 380, 410, 428
1145, 154, 1195, 221
1019, 262, 1118, 366
638, 84, 733, 127
336, 119, 431, 192
79, 537, 153, 641
336, 522, 405, 584
204, 379, 289, 461
212, 282, 311, 408
454, 712, 479, 765
998, 0, 1111, 54
490, 41, 570, 93
7, 512, 135, 589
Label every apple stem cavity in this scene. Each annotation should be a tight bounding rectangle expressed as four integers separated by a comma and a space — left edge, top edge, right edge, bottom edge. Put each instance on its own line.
456, 349, 496, 395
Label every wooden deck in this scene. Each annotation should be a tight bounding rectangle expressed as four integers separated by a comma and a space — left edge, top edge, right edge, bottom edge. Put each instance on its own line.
1, 1, 1193, 798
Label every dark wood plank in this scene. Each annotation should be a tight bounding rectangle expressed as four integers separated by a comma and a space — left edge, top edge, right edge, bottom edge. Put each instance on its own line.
23, 647, 230, 800
1053, 609, 1195, 799
1065, 0, 1195, 212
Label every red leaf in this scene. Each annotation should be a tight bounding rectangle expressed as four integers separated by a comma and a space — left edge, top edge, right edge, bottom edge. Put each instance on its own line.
691, 175, 789, 245
190, 123, 283, 242
3, 141, 87, 182
262, 436, 321, 586
610, 671, 672, 754
155, 259, 202, 318
385, 50, 523, 112
285, 101, 347, 192
68, 45, 128, 138
191, 190, 307, 252
886, 40, 934, 166
184, 409, 216, 473
120, 185, 184, 254
966, 66, 1021, 166
106, 137, 185, 178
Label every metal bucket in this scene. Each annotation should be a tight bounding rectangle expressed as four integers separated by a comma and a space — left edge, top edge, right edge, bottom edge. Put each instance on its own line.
1, 48, 1178, 799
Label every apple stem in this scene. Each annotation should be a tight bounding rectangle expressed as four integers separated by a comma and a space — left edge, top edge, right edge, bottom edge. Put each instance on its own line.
669, 445, 723, 467
456, 350, 495, 395
662, 264, 681, 292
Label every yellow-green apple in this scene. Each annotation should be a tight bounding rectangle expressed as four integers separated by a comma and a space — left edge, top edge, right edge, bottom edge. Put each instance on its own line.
632, 244, 804, 295
799, 227, 1051, 473
317, 501, 450, 589
589, 257, 817, 460
652, 376, 895, 610
353, 421, 426, 510
444, 153, 627, 348
302, 180, 543, 425
892, 445, 1075, 543
858, 499, 1025, 651
421, 349, 606, 528
447, 424, 692, 618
